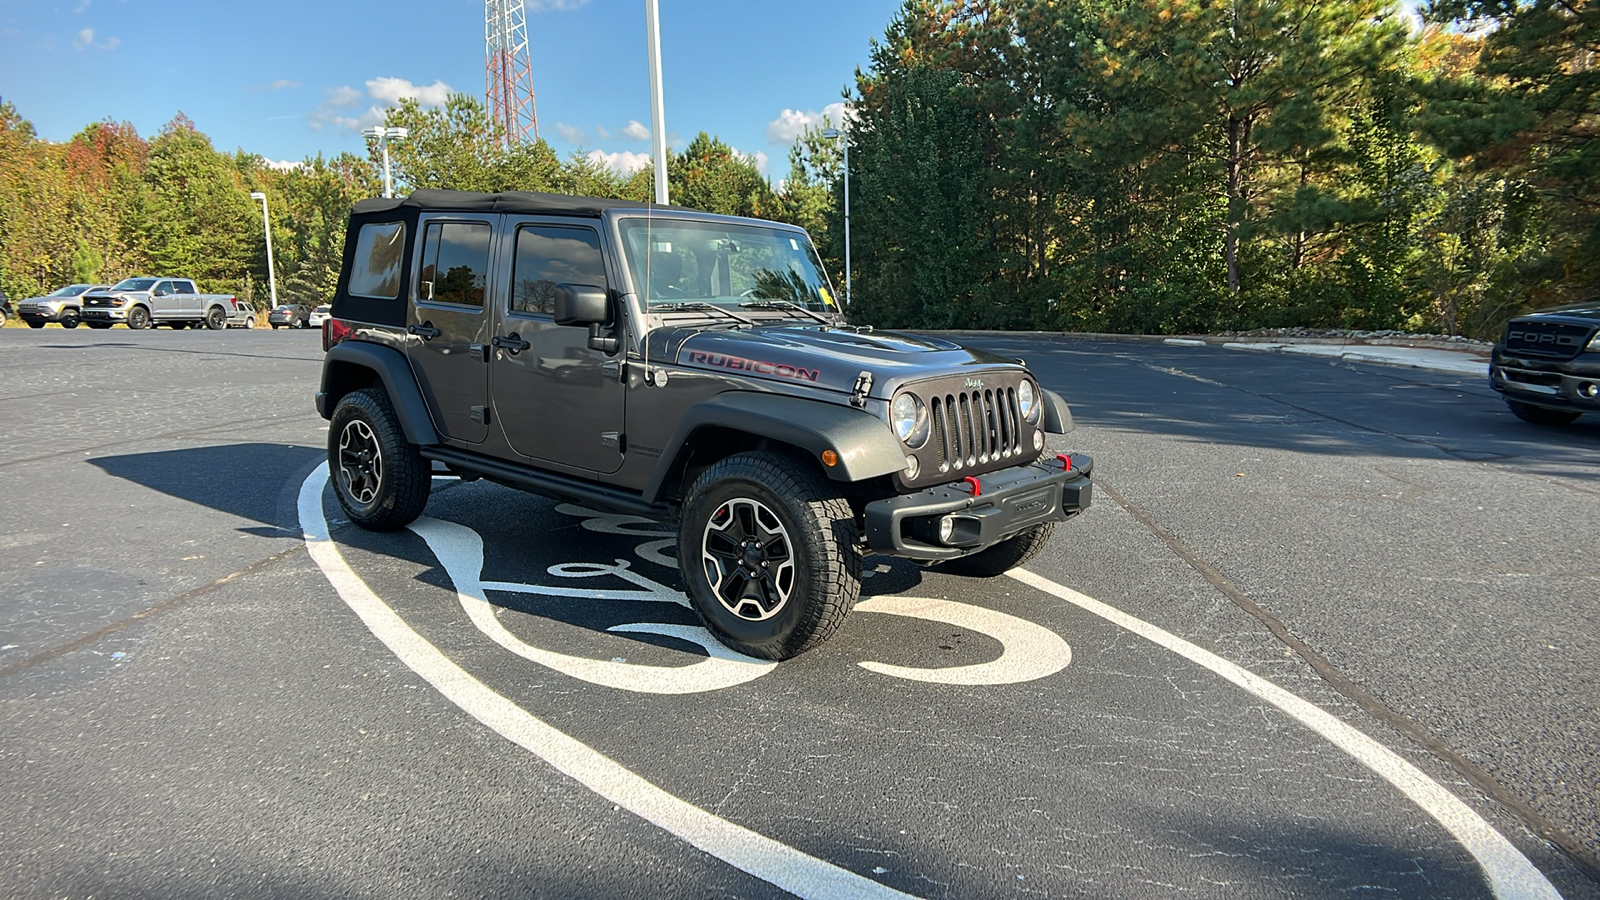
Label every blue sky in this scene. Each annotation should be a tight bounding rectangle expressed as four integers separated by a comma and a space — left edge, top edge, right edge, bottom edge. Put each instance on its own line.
0, 0, 905, 178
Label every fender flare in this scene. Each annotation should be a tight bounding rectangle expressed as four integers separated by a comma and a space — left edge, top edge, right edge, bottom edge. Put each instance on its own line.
1041, 388, 1074, 434
644, 392, 907, 503
316, 341, 441, 446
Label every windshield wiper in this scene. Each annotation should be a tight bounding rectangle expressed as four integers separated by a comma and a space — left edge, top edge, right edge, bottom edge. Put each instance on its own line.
652, 301, 757, 326
737, 299, 835, 325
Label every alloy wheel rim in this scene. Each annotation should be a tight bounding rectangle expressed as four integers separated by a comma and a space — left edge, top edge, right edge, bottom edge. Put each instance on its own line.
700, 497, 795, 621
337, 420, 383, 505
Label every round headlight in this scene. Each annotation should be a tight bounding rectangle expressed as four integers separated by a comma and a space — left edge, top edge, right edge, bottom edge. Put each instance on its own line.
1018, 380, 1041, 424
891, 393, 929, 446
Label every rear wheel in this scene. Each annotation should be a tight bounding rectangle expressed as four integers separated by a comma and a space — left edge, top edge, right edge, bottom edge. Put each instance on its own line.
939, 523, 1056, 578
61, 311, 80, 328
205, 306, 227, 330
126, 306, 151, 330
677, 451, 860, 660
328, 388, 431, 531
1507, 399, 1581, 426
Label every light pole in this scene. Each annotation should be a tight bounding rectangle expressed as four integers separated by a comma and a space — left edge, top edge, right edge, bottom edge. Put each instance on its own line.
645, 0, 669, 205
821, 127, 850, 308
248, 191, 278, 309
361, 125, 409, 198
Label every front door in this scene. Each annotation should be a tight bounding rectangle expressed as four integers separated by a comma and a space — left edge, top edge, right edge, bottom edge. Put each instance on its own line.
405, 215, 495, 444
490, 218, 625, 474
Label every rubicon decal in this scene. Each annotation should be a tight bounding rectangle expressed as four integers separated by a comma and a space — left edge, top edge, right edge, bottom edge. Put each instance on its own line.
686, 351, 821, 383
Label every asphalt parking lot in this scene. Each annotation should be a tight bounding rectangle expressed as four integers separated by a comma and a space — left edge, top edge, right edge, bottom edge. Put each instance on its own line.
1, 326, 1595, 899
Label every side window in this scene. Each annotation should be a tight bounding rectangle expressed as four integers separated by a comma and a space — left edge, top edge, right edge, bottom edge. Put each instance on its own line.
175, 280, 197, 294
348, 222, 405, 299
419, 221, 492, 308
153, 281, 172, 297
511, 225, 606, 316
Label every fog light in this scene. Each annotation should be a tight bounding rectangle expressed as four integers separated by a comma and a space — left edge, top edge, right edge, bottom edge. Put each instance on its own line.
1033, 431, 1044, 451
1581, 382, 1599, 399
903, 454, 920, 480
938, 515, 956, 544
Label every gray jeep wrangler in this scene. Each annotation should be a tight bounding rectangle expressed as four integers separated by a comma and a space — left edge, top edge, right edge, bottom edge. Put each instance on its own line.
316, 190, 1093, 659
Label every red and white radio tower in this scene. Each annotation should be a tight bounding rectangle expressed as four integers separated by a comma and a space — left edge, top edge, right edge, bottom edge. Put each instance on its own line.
486, 0, 538, 144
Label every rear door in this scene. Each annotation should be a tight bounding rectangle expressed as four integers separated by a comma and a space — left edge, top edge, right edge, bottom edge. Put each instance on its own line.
489, 217, 625, 474
174, 280, 202, 317
405, 214, 496, 444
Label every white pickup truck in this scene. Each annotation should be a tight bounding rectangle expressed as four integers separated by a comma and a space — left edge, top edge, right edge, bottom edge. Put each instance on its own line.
80, 277, 244, 330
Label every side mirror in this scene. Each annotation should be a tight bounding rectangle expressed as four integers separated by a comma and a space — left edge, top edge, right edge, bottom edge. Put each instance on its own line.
554, 283, 608, 326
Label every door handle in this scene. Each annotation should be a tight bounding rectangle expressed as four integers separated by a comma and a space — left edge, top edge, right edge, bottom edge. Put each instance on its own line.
407, 321, 442, 340
492, 333, 530, 355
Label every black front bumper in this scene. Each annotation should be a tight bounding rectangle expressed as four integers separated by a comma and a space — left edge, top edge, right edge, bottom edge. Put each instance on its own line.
1489, 348, 1600, 413
863, 455, 1093, 561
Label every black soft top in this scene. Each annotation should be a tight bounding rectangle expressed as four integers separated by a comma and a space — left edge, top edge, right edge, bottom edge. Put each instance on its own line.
351, 188, 692, 218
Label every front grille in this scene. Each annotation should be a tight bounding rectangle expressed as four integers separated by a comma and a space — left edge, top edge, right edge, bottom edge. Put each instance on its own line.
899, 370, 1039, 488
931, 388, 1022, 472
1504, 321, 1593, 360
85, 297, 109, 308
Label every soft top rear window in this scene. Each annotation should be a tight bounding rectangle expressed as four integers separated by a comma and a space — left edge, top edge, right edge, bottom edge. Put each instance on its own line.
349, 222, 405, 299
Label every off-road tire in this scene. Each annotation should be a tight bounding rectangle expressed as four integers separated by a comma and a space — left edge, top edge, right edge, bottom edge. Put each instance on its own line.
126, 306, 151, 330
61, 311, 80, 328
205, 306, 227, 330
1506, 399, 1581, 426
939, 523, 1056, 578
678, 451, 860, 660
328, 388, 431, 531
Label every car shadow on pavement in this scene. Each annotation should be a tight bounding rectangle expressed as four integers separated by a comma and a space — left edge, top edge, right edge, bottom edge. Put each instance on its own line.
89, 442, 324, 531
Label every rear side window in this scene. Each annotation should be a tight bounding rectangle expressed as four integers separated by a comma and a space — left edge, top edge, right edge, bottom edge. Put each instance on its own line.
349, 222, 405, 299
511, 225, 606, 315
419, 221, 492, 308
174, 280, 197, 294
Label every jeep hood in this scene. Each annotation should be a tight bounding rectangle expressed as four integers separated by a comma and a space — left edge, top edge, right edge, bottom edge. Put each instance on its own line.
667, 324, 1021, 398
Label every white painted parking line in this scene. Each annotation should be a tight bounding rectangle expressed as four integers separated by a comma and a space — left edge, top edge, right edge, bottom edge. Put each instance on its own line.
1007, 567, 1561, 900
299, 465, 917, 900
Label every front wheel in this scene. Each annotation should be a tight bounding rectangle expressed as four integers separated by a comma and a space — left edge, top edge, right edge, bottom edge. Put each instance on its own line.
1506, 399, 1581, 426
939, 523, 1056, 578
677, 451, 860, 660
126, 306, 151, 330
328, 388, 431, 531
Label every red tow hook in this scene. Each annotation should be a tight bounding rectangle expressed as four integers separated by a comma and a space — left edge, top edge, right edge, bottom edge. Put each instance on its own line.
1056, 454, 1074, 471
962, 476, 982, 497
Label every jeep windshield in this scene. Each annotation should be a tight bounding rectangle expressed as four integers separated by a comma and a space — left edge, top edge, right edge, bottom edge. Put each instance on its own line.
618, 218, 841, 317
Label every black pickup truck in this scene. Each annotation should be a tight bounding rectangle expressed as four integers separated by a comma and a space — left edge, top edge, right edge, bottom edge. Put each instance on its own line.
1490, 300, 1600, 425
315, 189, 1093, 659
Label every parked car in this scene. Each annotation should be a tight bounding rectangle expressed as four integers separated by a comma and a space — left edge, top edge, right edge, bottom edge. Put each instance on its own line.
308, 304, 332, 328
16, 283, 112, 329
80, 277, 238, 330
227, 299, 259, 329
316, 189, 1093, 660
1489, 299, 1600, 425
269, 304, 311, 329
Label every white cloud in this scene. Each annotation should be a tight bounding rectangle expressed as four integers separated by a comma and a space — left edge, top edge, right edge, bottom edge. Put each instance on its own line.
72, 28, 119, 51
309, 77, 452, 133
586, 149, 652, 176
366, 76, 451, 107
621, 120, 651, 141
765, 102, 850, 144
262, 159, 306, 172
744, 149, 770, 176
554, 122, 587, 143
595, 125, 612, 140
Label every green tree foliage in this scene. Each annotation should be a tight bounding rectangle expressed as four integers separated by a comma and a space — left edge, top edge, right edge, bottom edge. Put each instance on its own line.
1420, 0, 1598, 304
